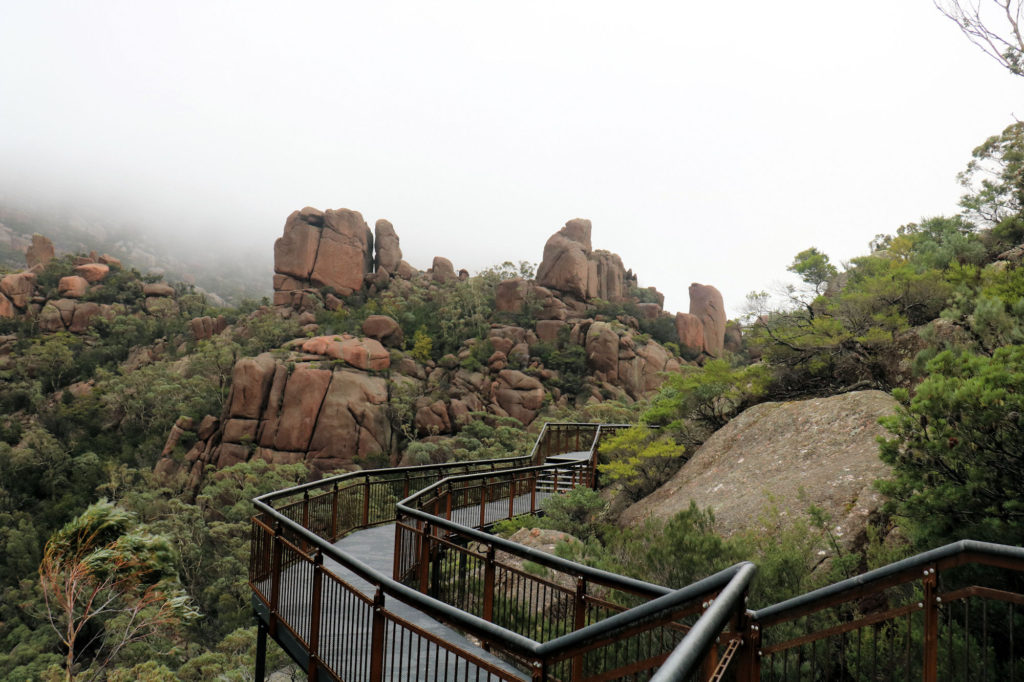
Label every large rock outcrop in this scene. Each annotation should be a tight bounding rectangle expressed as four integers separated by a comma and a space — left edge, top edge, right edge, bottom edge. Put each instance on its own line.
689, 283, 726, 357
620, 391, 898, 551
157, 343, 399, 485
536, 219, 636, 302
273, 207, 374, 307
25, 234, 55, 269
374, 219, 402, 273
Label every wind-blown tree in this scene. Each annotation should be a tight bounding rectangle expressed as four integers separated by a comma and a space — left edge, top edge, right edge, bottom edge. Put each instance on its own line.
38, 500, 197, 680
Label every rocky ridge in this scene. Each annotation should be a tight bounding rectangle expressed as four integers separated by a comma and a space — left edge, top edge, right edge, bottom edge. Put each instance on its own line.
156, 208, 736, 487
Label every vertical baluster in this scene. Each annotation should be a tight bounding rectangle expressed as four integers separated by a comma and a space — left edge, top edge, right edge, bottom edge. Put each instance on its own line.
269, 522, 283, 637
308, 551, 324, 679
509, 473, 516, 520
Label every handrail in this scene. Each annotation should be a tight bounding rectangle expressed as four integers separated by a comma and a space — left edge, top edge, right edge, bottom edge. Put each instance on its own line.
251, 421, 731, 680
535, 562, 749, 660
751, 538, 1024, 624
649, 562, 757, 682
396, 463, 673, 599
256, 453, 531, 507
251, 420, 1024, 681
251, 498, 541, 658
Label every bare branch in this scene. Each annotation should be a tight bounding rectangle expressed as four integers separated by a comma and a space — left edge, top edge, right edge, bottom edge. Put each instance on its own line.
935, 0, 1024, 76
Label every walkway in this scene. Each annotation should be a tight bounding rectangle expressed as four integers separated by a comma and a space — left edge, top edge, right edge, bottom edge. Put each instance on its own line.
323, 524, 527, 680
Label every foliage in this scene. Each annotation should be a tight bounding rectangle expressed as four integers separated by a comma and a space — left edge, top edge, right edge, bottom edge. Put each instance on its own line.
878, 346, 1024, 549
788, 247, 837, 295
597, 426, 686, 501
38, 500, 198, 680
530, 338, 588, 396
643, 359, 768, 441
402, 415, 533, 464
958, 121, 1024, 243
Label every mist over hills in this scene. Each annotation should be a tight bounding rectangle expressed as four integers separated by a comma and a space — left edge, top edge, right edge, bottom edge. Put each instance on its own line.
0, 200, 271, 305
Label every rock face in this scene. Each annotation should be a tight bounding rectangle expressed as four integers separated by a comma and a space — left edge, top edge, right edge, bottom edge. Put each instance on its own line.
536, 219, 636, 302
620, 391, 898, 551
689, 283, 726, 357
362, 315, 404, 348
431, 257, 456, 283
297, 334, 390, 371
25, 234, 55, 269
159, 350, 399, 482
374, 219, 402, 273
58, 276, 89, 299
38, 299, 110, 333
273, 207, 374, 308
74, 263, 110, 283
190, 315, 228, 341
1, 272, 37, 309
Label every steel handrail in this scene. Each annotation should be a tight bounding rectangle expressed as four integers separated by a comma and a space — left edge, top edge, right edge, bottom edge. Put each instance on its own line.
751, 538, 1024, 625
397, 462, 673, 599
256, 453, 532, 507
252, 483, 748, 664
649, 562, 757, 682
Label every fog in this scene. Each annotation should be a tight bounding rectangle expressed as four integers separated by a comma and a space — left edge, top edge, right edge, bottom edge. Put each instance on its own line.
1, 1, 1020, 314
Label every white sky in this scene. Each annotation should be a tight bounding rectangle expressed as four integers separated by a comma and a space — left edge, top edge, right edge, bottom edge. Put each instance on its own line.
0, 1, 1020, 316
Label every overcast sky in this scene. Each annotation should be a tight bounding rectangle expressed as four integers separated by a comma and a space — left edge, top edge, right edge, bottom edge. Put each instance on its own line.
1, 1, 1020, 316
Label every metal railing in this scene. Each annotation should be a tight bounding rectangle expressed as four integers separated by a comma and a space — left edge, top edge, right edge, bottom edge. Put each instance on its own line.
251, 420, 1024, 681
742, 539, 1024, 681
390, 449, 734, 679
250, 423, 746, 681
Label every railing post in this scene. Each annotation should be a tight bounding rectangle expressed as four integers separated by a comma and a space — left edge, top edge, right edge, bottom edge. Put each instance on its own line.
307, 551, 324, 680
392, 517, 403, 581
403, 470, 410, 499
922, 566, 939, 682
330, 481, 339, 541
531, 473, 537, 514
479, 480, 488, 528
701, 640, 719, 681
483, 545, 496, 623
736, 609, 761, 682
269, 523, 283, 637
302, 490, 310, 552
362, 474, 371, 527
369, 588, 386, 682
571, 577, 587, 680
418, 522, 432, 594
509, 473, 517, 520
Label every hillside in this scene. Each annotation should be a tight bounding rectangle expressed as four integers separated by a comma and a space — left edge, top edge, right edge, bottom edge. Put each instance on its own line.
3, 122, 1024, 680
0, 202, 271, 305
